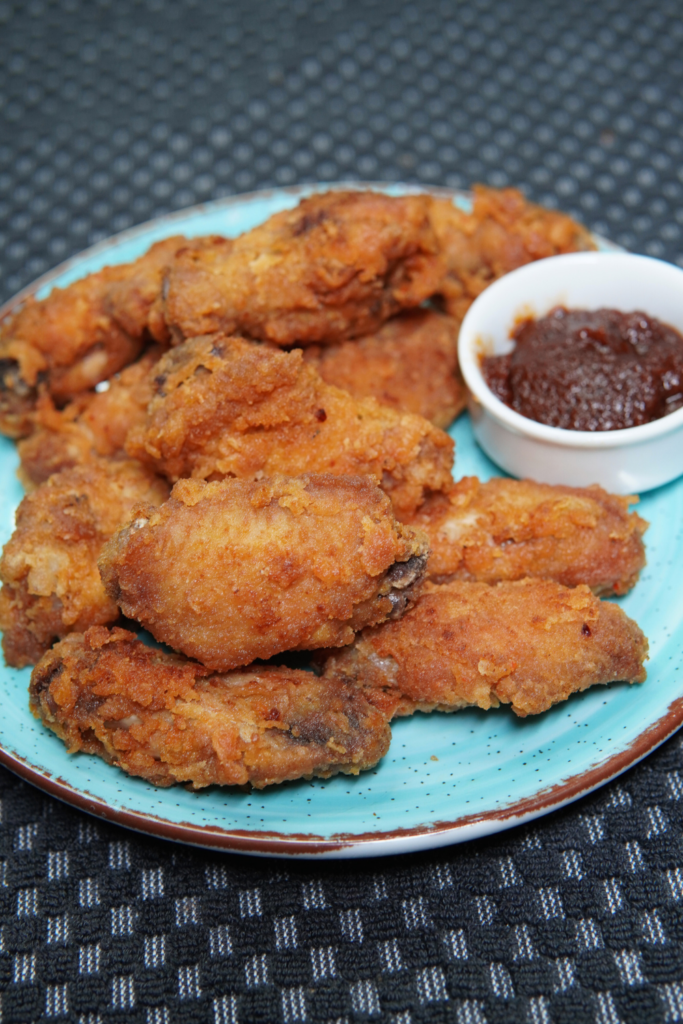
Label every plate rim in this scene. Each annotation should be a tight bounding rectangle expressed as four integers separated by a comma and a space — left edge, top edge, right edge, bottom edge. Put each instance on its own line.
0, 182, 670, 859
1, 695, 682, 858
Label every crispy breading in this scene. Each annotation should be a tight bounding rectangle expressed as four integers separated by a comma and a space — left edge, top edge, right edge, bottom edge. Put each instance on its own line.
0, 460, 169, 668
0, 269, 140, 439
30, 626, 392, 789
99, 474, 429, 672
0, 236, 224, 438
401, 476, 647, 596
104, 237, 232, 344
431, 185, 596, 321
302, 309, 467, 429
17, 347, 160, 490
323, 578, 648, 718
162, 190, 442, 346
125, 333, 455, 515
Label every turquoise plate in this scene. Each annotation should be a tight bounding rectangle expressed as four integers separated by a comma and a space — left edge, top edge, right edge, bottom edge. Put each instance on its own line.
0, 185, 680, 859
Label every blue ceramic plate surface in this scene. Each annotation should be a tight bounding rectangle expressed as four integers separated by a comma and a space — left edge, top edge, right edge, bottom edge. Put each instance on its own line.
0, 185, 680, 858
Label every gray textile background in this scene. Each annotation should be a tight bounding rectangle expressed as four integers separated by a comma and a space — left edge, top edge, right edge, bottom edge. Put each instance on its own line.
1, 1, 683, 1022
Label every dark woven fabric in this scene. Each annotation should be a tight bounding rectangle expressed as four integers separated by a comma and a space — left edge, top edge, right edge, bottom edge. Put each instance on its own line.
3, 740, 683, 1024
1, 1, 683, 1021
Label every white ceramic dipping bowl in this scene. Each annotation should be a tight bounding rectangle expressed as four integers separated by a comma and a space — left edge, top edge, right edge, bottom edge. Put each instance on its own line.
458, 251, 683, 494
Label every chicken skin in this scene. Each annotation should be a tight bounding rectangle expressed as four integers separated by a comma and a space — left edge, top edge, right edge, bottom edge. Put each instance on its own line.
17, 347, 160, 490
0, 236, 226, 437
0, 459, 169, 667
431, 185, 596, 322
401, 476, 647, 596
30, 626, 391, 789
162, 190, 442, 347
99, 474, 428, 672
323, 578, 648, 719
125, 333, 455, 516
303, 308, 467, 429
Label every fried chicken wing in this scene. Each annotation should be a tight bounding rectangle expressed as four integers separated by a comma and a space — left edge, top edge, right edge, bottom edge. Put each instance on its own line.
0, 459, 169, 667
99, 474, 428, 672
401, 476, 647, 595
162, 190, 442, 346
125, 334, 454, 515
103, 237, 231, 344
0, 236, 225, 437
323, 578, 648, 718
30, 626, 391, 789
302, 309, 467, 429
0, 269, 140, 439
431, 185, 596, 321
17, 347, 160, 490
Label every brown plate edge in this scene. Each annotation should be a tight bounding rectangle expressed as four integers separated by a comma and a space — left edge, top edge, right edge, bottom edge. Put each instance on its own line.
2, 696, 682, 859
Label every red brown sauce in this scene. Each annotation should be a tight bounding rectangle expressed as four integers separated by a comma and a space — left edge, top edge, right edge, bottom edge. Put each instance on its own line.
482, 307, 683, 431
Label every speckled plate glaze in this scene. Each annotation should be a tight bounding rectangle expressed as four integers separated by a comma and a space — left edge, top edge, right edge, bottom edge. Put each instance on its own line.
0, 184, 681, 860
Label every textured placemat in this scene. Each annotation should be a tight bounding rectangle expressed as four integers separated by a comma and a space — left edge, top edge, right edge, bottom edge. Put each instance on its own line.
1, 1, 683, 1021
3, 738, 683, 1024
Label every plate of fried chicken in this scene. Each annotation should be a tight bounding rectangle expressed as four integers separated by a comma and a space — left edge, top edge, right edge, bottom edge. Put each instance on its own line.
0, 183, 678, 858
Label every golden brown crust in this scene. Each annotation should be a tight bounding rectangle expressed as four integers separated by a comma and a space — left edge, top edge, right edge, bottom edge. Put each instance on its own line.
0, 269, 141, 437
17, 347, 160, 490
125, 333, 455, 515
103, 236, 232, 344
0, 460, 169, 667
0, 237, 222, 438
303, 309, 467, 429
401, 476, 647, 596
99, 474, 429, 672
323, 578, 648, 718
431, 185, 597, 321
162, 190, 442, 346
29, 626, 391, 789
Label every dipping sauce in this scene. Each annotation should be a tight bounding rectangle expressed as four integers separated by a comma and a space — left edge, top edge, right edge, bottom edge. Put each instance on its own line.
482, 307, 683, 431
